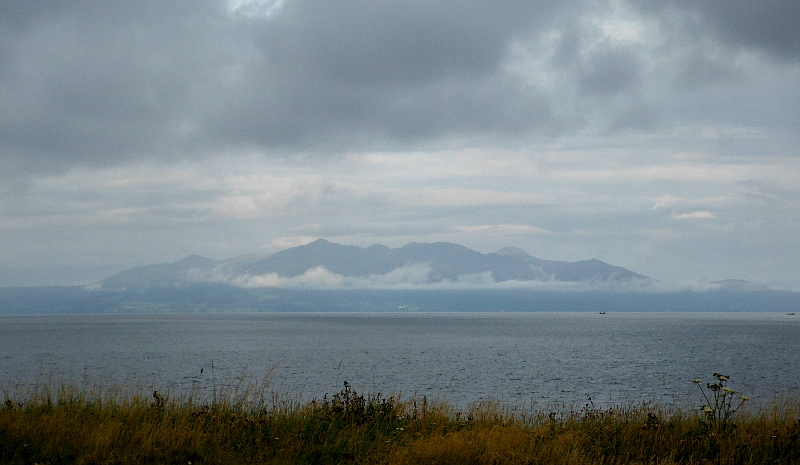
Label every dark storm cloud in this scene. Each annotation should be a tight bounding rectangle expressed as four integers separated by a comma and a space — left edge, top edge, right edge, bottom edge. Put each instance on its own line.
198, 0, 574, 150
649, 0, 800, 61
1, 0, 797, 179
722, 2, 800, 60
263, 1, 528, 84
0, 0, 574, 176
0, 0, 229, 174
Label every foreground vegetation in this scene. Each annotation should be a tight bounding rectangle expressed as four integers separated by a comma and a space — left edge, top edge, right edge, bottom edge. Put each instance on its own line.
2, 381, 799, 465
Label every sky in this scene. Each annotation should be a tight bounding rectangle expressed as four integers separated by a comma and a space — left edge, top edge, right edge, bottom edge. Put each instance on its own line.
1, 0, 799, 290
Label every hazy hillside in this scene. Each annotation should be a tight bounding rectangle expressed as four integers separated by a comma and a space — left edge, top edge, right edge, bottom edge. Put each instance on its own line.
4, 239, 796, 314
97, 239, 651, 291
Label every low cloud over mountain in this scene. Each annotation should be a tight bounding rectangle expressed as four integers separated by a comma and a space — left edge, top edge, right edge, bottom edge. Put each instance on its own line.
98, 239, 652, 291
6, 239, 798, 315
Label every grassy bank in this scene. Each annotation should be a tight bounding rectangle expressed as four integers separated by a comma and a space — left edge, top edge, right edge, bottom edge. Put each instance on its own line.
2, 382, 799, 464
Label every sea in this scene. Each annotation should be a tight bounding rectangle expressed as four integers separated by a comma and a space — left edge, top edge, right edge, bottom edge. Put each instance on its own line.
2, 312, 798, 410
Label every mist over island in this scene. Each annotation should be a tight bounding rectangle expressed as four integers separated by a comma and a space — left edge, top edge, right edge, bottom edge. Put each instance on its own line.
96, 239, 653, 291
2, 240, 798, 314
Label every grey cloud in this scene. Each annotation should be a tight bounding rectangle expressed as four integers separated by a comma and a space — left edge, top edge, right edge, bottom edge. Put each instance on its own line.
0, 1, 68, 29
577, 43, 641, 96
675, 0, 800, 61
552, 28, 642, 96
254, 0, 562, 85
202, 0, 570, 149
608, 104, 659, 133
1, 0, 580, 178
673, 51, 744, 90
634, 0, 800, 61
0, 1, 230, 174
2, 0, 799, 181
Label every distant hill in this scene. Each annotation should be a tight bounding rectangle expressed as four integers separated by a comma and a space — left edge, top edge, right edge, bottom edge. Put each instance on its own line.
5, 239, 797, 314
96, 254, 220, 291
96, 239, 651, 291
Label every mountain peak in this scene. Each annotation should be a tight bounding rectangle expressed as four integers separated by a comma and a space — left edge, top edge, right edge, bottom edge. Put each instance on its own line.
179, 254, 216, 266
98, 240, 654, 290
305, 238, 334, 247
494, 246, 531, 257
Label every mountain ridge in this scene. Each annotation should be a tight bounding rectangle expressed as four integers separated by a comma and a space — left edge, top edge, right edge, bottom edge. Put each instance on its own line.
96, 239, 651, 291
3, 239, 797, 314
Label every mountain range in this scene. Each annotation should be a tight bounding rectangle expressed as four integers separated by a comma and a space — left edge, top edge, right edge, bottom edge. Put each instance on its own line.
3, 240, 798, 314
96, 239, 651, 291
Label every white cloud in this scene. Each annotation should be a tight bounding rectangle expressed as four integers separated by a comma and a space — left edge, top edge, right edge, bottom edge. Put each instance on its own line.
192, 264, 432, 290
671, 211, 715, 220
228, 0, 285, 18
187, 262, 665, 292
651, 194, 682, 209
455, 224, 552, 236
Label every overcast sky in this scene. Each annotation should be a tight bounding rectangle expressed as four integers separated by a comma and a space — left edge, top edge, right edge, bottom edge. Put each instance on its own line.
1, 0, 799, 290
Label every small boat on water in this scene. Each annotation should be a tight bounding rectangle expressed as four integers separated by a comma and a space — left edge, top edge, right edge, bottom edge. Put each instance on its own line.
599, 311, 606, 315
788, 312, 796, 316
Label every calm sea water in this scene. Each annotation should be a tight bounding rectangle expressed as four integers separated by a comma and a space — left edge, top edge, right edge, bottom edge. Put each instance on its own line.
1, 312, 798, 409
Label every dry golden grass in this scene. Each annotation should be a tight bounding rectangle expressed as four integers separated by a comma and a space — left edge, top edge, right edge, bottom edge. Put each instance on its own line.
1, 382, 799, 464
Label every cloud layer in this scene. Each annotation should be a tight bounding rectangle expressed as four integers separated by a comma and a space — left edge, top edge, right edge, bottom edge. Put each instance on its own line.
187, 263, 660, 292
1, 0, 799, 290
3, 0, 798, 177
